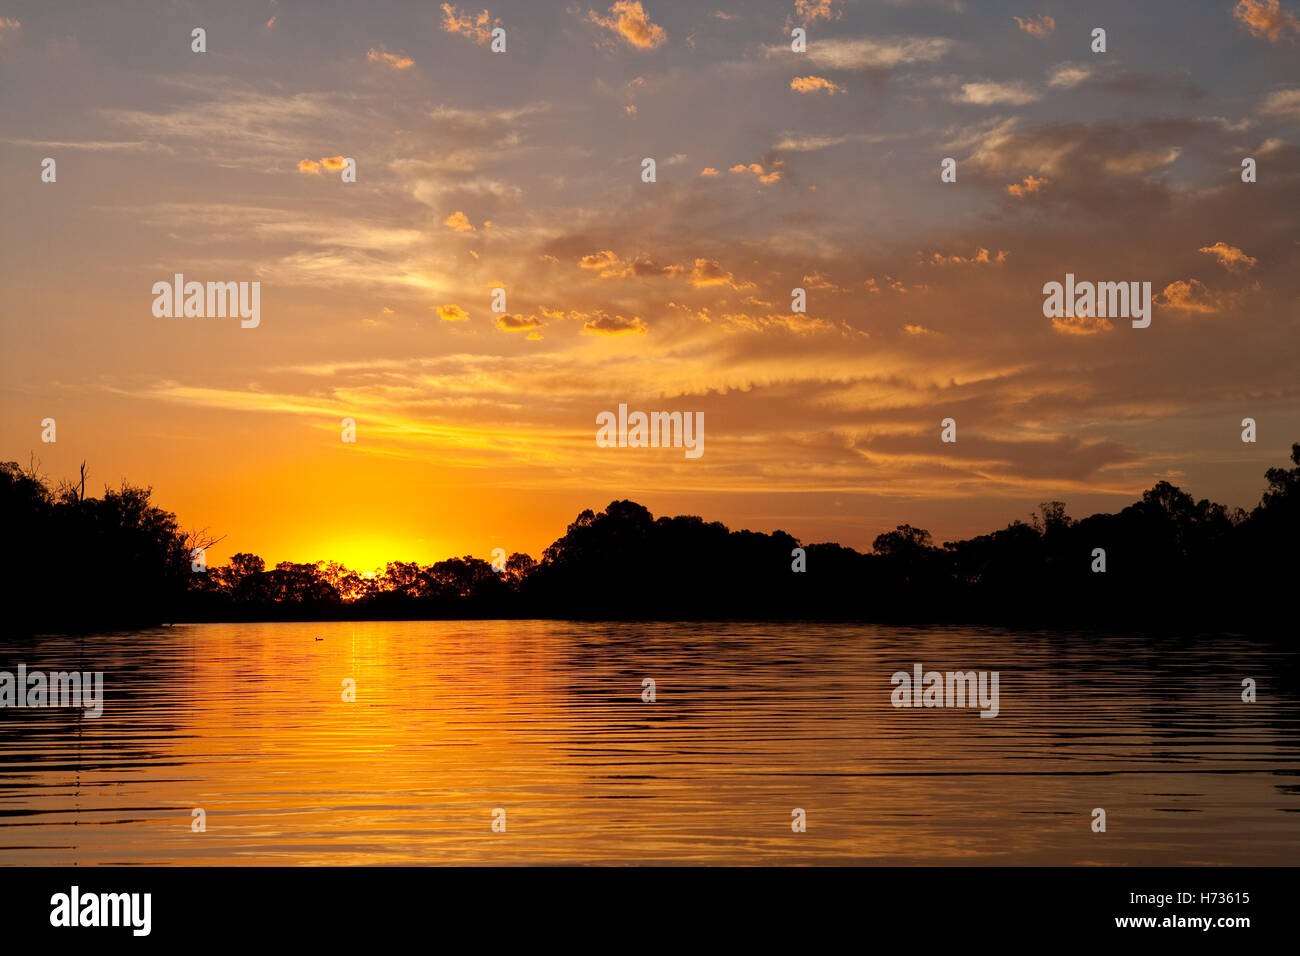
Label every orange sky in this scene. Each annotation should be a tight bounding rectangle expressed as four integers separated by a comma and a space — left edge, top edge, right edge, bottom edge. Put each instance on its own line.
2, 1, 1298, 571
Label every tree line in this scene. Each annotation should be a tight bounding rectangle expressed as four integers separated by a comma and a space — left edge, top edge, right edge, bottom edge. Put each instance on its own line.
3, 443, 1297, 634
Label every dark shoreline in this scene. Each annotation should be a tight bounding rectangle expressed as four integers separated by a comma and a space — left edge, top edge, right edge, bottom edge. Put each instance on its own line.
5, 444, 1298, 640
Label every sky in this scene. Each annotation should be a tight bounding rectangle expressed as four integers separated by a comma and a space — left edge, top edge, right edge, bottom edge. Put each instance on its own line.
1, 0, 1298, 572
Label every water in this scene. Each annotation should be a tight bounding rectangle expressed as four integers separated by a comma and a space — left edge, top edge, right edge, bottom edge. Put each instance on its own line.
0, 621, 1296, 865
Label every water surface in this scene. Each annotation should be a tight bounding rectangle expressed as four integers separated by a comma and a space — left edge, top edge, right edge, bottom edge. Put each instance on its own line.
1, 621, 1296, 864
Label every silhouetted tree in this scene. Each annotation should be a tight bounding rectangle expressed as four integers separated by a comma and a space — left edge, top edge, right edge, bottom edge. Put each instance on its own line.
6, 444, 1299, 632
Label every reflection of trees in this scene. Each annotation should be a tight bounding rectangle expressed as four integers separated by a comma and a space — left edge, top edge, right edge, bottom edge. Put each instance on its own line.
3, 443, 1298, 631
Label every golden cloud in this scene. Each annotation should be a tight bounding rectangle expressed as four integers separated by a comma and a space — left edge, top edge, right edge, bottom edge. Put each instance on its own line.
441, 4, 500, 44
320, 156, 347, 170
1012, 14, 1056, 37
802, 271, 849, 292
1198, 242, 1257, 272
436, 304, 470, 322
790, 75, 844, 95
496, 314, 543, 331
928, 247, 1009, 265
587, 1, 667, 49
792, 0, 837, 27
578, 250, 689, 279
1006, 174, 1048, 196
581, 312, 648, 335
691, 258, 743, 288
1233, 0, 1300, 43
1051, 315, 1113, 336
367, 48, 414, 70
444, 211, 476, 232
700, 167, 720, 177
729, 159, 784, 184
721, 312, 836, 336
297, 159, 321, 174
579, 250, 635, 276
1156, 279, 1219, 313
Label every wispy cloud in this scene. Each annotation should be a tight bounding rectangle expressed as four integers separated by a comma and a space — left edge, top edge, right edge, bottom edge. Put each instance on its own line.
791, 35, 953, 70
954, 81, 1040, 106
1260, 88, 1300, 122
367, 47, 414, 70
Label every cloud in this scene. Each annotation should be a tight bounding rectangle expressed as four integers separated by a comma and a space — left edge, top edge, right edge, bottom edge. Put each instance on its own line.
579, 250, 626, 275
927, 247, 1009, 265
265, 16, 276, 30
790, 75, 845, 94
1046, 62, 1204, 99
299, 156, 348, 175
579, 249, 685, 278
0, 16, 19, 38
1006, 174, 1048, 196
721, 312, 837, 336
1156, 279, 1220, 313
791, 0, 839, 27
1260, 88, 1300, 122
496, 313, 543, 331
1198, 241, 1257, 271
367, 48, 415, 70
587, 2, 667, 49
437, 304, 471, 322
954, 81, 1041, 106
581, 312, 648, 335
700, 167, 721, 176
1048, 64, 1093, 88
101, 85, 339, 164
1051, 314, 1113, 335
963, 122, 1208, 210
1101, 146, 1181, 175
796, 36, 953, 70
691, 258, 749, 288
730, 159, 784, 184
4, 138, 161, 152
575, 251, 749, 288
1012, 14, 1055, 37
444, 211, 476, 232
802, 271, 849, 292
770, 131, 902, 152
1233, 0, 1300, 43
441, 4, 501, 44
903, 324, 934, 335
